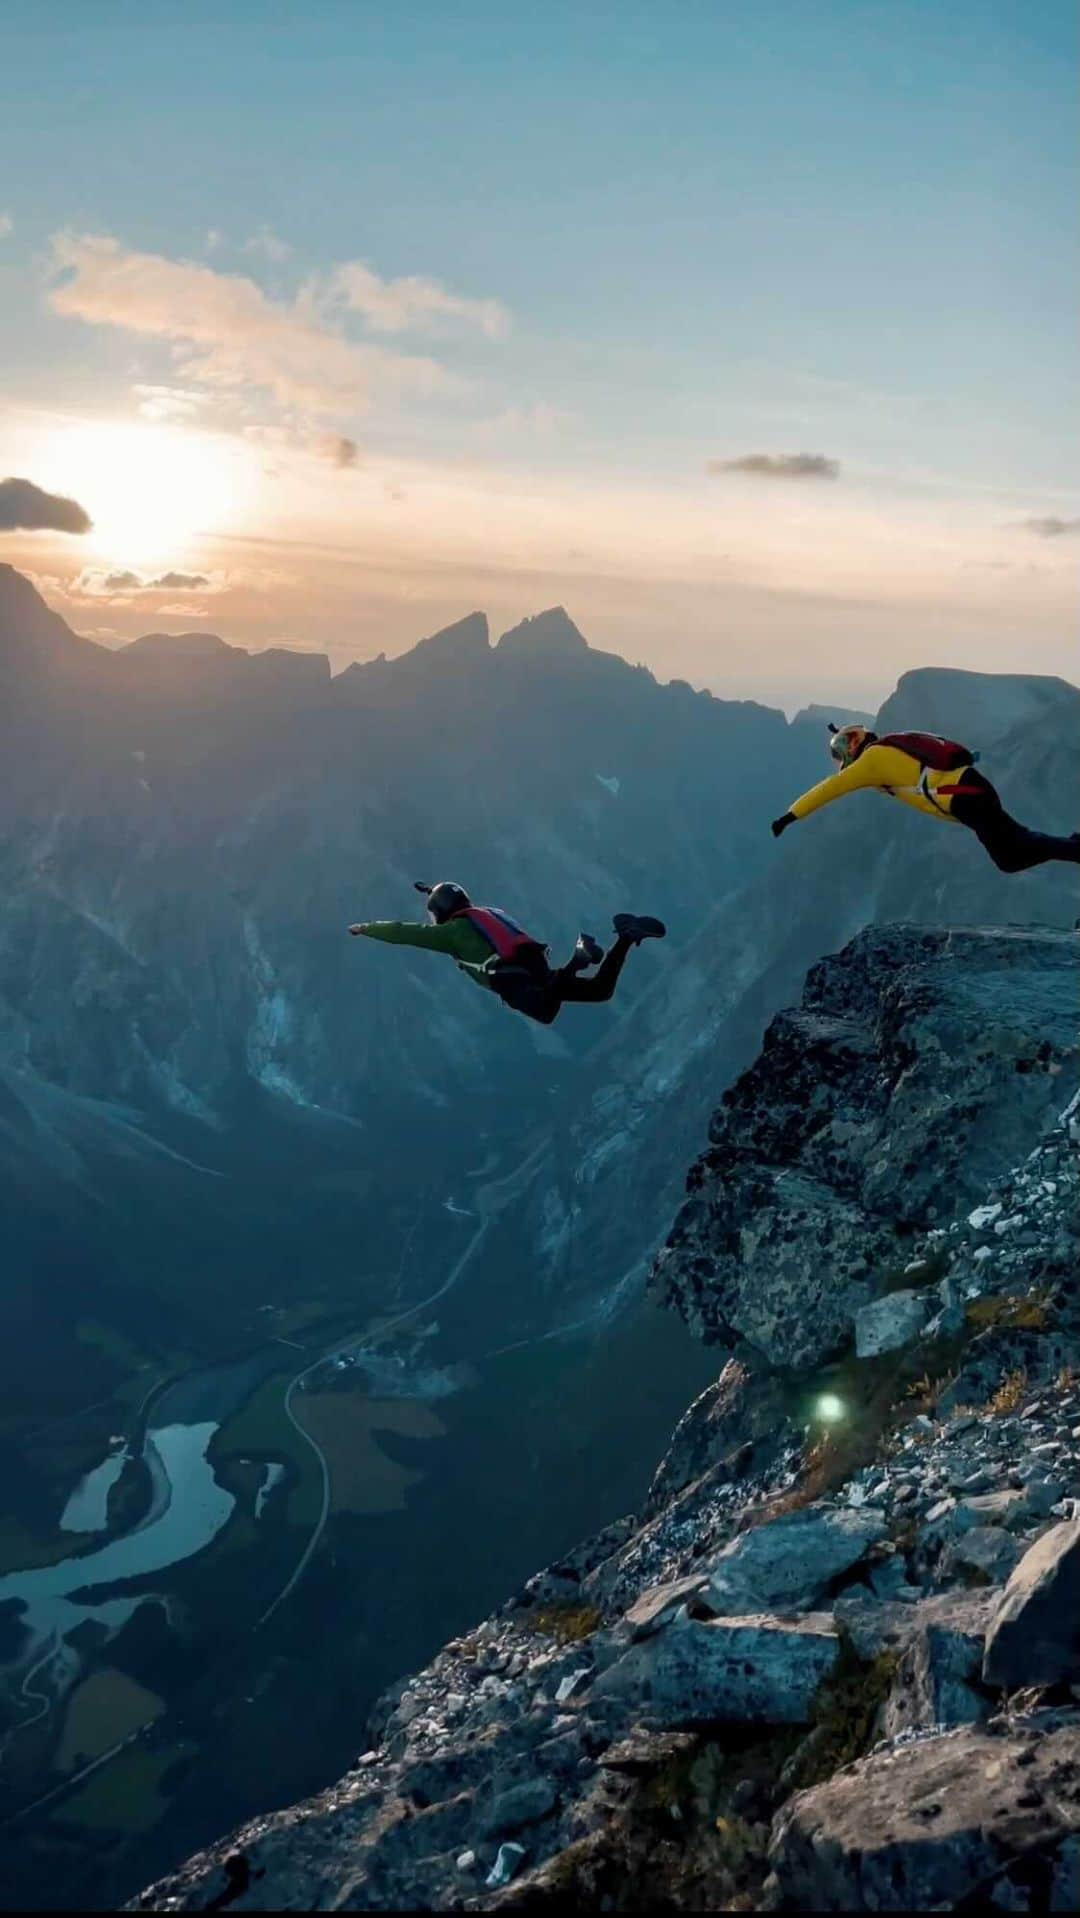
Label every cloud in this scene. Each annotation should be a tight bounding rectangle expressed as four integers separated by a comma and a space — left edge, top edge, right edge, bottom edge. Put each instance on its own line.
314, 433, 360, 468
707, 452, 840, 481
244, 224, 291, 263
478, 403, 570, 440
1017, 515, 1080, 539
134, 383, 205, 423
0, 476, 92, 533
50, 232, 454, 417
331, 260, 509, 340
70, 567, 217, 599
0, 213, 12, 239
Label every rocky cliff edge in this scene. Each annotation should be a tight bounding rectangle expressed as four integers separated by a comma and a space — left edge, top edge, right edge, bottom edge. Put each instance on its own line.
135, 925, 1080, 1913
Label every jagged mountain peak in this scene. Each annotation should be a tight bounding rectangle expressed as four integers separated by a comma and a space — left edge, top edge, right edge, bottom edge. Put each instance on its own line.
405, 609, 490, 663
497, 605, 589, 656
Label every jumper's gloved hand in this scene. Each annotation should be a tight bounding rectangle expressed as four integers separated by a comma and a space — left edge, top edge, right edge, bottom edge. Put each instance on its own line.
771, 812, 796, 839
348, 923, 367, 935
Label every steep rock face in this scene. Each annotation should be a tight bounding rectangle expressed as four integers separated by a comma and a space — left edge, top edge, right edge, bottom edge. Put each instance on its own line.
135, 928, 1080, 1912
652, 926, 1079, 1369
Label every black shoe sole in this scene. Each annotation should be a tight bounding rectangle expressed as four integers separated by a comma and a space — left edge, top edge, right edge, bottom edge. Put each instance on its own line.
614, 913, 667, 942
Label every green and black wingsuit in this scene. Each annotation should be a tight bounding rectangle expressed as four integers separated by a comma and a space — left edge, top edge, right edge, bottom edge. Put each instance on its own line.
349, 882, 665, 1027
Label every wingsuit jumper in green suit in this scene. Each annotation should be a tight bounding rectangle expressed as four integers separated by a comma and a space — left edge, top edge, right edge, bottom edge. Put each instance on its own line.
350, 913, 645, 1026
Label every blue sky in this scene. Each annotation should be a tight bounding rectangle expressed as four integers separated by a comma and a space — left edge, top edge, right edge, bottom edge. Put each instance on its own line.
1, 0, 1076, 705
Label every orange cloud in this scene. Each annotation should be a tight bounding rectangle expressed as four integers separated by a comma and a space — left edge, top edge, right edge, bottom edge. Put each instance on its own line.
331, 261, 509, 340
50, 233, 454, 417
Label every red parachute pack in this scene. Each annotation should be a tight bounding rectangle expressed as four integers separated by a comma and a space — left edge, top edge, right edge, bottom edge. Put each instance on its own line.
878, 730, 976, 771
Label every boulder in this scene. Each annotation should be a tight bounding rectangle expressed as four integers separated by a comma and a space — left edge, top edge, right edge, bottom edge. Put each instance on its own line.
960, 1488, 1027, 1529
768, 1717, 1080, 1912
1020, 1475, 1068, 1521
944, 1524, 1020, 1585
593, 1611, 840, 1726
834, 1595, 928, 1661
880, 1597, 993, 1737
622, 1574, 710, 1640
836, 1589, 995, 1669
854, 1288, 929, 1358
554, 1668, 592, 1705
983, 1517, 1080, 1690
708, 1503, 886, 1614
479, 1777, 558, 1839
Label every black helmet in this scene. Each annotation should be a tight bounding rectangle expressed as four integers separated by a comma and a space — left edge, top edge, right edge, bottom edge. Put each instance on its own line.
421, 880, 471, 923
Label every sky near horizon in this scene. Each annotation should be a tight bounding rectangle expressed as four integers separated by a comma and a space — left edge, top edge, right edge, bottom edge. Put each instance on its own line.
0, 0, 1076, 709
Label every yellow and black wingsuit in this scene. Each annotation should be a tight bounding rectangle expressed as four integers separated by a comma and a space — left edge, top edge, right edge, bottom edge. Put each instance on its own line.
773, 723, 1080, 874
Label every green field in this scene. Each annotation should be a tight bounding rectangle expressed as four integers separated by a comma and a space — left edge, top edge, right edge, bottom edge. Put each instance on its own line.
210, 1373, 323, 1531
58, 1740, 196, 1836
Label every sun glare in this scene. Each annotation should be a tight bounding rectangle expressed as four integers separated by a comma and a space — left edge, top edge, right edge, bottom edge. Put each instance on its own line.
41, 420, 245, 569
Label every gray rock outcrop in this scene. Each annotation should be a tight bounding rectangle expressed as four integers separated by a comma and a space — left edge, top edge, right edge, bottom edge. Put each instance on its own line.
652, 926, 1079, 1369
983, 1517, 1080, 1691
767, 1714, 1080, 1913
707, 1503, 886, 1614
594, 1611, 841, 1726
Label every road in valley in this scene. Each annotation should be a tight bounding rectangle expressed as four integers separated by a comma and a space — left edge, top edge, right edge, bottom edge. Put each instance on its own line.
257, 1138, 548, 1624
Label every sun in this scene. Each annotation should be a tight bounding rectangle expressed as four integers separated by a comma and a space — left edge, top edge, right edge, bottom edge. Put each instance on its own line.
41, 418, 247, 569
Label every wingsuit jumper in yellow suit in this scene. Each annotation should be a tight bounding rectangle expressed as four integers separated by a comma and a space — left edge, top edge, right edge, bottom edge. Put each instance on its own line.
772, 724, 1080, 873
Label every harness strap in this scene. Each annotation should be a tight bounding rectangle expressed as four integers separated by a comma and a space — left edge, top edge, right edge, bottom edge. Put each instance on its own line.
917, 767, 980, 813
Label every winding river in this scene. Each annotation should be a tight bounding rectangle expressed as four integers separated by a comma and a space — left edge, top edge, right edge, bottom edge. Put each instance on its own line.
0, 1422, 235, 1665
